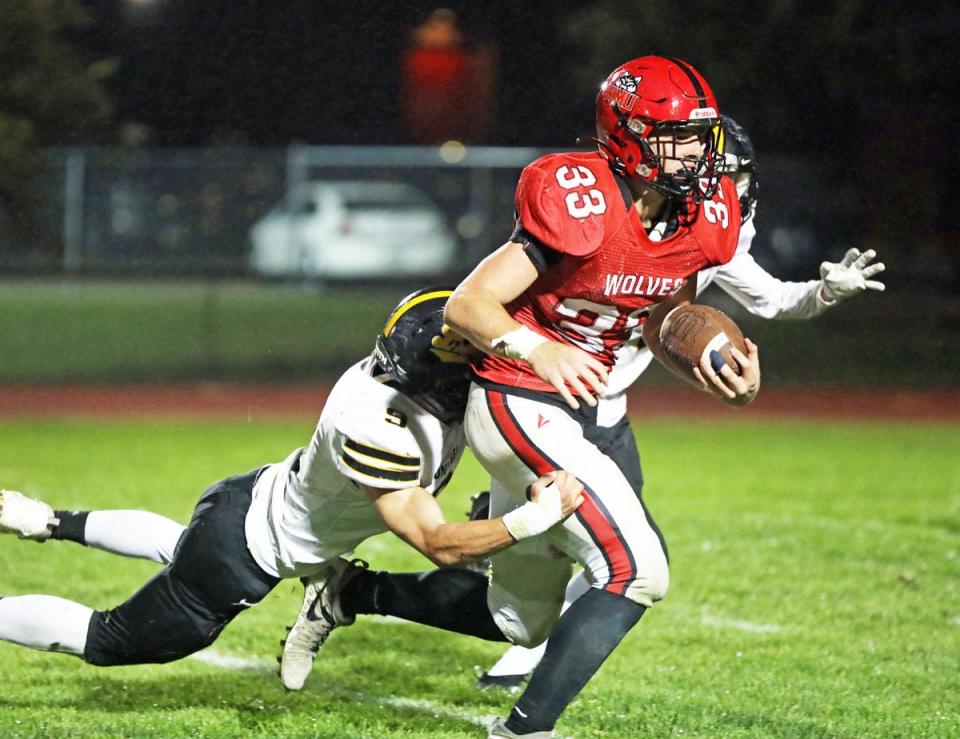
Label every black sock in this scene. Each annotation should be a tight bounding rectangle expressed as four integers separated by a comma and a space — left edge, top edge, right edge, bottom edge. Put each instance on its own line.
506, 587, 646, 734
50, 510, 89, 543
340, 567, 507, 642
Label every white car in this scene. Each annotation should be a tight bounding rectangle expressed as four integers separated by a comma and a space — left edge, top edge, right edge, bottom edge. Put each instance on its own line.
250, 180, 458, 278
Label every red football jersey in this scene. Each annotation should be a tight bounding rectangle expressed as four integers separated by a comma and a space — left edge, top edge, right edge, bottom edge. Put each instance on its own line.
476, 151, 741, 393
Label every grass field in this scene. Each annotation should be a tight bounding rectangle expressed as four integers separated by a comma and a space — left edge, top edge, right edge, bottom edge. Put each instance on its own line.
0, 416, 958, 738
0, 280, 401, 383
1, 278, 958, 386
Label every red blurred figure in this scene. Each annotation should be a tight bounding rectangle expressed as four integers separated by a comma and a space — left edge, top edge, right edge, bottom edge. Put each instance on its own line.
400, 9, 496, 144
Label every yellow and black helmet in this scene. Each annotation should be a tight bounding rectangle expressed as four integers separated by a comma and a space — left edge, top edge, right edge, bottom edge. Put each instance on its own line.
373, 287, 479, 423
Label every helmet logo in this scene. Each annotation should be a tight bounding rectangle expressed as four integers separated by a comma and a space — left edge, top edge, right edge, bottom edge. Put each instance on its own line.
430, 324, 477, 364
613, 72, 641, 93
603, 72, 642, 113
688, 107, 718, 120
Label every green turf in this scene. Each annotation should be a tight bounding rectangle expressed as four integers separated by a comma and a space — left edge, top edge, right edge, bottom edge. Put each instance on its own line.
0, 418, 957, 738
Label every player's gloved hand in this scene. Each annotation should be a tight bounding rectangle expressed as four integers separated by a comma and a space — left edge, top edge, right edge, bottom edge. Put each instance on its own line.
527, 341, 608, 410
502, 470, 584, 541
819, 248, 886, 303
693, 338, 761, 406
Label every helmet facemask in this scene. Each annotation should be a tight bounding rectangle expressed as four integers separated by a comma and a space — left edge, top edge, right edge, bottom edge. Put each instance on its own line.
622, 114, 723, 202
409, 365, 473, 424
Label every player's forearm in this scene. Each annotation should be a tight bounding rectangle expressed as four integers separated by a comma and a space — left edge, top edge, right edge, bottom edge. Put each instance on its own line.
641, 319, 668, 367
446, 242, 541, 357
421, 518, 516, 566
445, 286, 522, 354
715, 254, 828, 321
734, 279, 826, 320
774, 280, 832, 319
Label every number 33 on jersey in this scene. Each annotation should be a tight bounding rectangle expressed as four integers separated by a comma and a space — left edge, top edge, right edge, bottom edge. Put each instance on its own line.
475, 151, 741, 394
555, 164, 608, 218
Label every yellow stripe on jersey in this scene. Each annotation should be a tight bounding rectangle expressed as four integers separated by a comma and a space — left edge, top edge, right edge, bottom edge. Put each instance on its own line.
382, 290, 452, 337
342, 446, 420, 473
339, 455, 420, 485
343, 438, 421, 472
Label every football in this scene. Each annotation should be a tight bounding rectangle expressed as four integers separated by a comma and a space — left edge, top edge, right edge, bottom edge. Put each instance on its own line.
657, 304, 748, 381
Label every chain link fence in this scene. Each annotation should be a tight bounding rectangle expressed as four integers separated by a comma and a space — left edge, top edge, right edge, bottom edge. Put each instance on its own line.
0, 145, 889, 282
0, 145, 956, 385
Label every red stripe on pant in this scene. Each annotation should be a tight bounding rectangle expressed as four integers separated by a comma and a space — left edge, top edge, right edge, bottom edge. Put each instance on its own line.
485, 389, 634, 595
574, 494, 634, 595
486, 390, 553, 475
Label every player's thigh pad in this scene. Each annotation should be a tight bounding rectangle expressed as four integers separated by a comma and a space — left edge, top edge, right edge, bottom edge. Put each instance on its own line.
466, 385, 669, 607
485, 480, 573, 647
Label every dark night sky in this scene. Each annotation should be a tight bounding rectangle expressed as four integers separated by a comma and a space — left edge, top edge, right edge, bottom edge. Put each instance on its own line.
74, 0, 960, 249
81, 0, 580, 147
77, 1, 960, 155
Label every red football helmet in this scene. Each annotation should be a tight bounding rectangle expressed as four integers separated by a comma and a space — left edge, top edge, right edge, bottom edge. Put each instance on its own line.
595, 56, 722, 201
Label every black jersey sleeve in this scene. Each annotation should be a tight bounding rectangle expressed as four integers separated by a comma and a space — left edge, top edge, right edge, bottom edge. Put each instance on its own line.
510, 220, 564, 275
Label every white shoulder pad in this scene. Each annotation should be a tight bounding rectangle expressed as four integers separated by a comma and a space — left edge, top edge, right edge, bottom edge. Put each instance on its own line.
333, 403, 423, 490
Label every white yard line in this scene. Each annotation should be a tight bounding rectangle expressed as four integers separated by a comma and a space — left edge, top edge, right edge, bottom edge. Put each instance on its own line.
701, 613, 783, 634
190, 648, 498, 730
189, 649, 270, 671
368, 695, 495, 728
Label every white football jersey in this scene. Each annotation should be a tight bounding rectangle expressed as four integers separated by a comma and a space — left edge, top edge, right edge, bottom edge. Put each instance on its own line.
599, 217, 826, 426
245, 358, 466, 578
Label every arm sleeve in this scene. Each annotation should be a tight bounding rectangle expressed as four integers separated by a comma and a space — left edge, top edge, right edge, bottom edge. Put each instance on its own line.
713, 248, 830, 320
510, 220, 564, 275
333, 406, 423, 490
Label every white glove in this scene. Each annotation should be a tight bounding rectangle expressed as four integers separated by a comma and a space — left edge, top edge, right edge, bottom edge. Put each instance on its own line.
819, 248, 886, 303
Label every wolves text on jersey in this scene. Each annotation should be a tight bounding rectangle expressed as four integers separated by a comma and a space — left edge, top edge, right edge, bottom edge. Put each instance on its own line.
603, 274, 686, 298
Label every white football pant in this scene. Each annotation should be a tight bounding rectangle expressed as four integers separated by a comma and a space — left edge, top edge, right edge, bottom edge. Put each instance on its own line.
465, 384, 669, 647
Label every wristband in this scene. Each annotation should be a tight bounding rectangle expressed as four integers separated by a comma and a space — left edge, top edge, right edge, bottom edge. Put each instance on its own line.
502, 482, 563, 540
492, 326, 548, 361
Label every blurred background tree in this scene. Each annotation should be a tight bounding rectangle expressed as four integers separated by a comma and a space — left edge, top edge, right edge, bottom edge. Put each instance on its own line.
0, 0, 114, 254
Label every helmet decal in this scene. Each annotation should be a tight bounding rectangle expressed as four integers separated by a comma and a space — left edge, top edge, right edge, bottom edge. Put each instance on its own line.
613, 72, 641, 93
603, 75, 640, 113
689, 107, 718, 120
429, 324, 475, 364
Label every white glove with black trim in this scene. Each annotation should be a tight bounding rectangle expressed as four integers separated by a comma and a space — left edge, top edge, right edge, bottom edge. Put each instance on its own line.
819, 248, 886, 303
